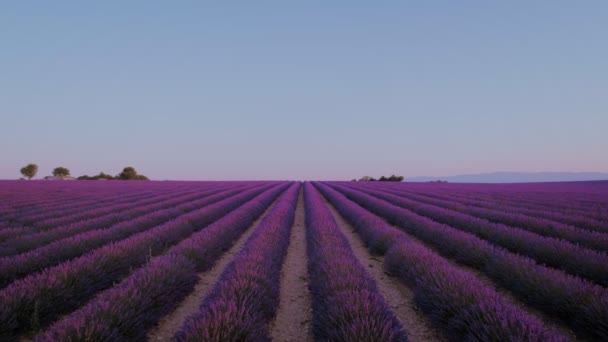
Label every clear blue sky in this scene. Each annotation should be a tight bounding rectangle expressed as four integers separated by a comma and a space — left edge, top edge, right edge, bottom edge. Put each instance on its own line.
1, 1, 607, 180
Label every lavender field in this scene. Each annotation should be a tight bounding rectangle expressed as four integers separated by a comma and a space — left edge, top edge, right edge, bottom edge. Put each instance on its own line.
1, 180, 607, 341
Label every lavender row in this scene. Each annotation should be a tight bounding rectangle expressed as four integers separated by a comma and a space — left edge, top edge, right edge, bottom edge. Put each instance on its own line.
403, 187, 608, 233
0, 188, 215, 254
14, 189, 166, 227
424, 186, 608, 221
414, 186, 608, 229
0, 193, 128, 226
328, 183, 608, 340
25, 183, 240, 228
2, 188, 162, 225
368, 185, 608, 251
0, 226, 26, 244
0, 192, 93, 215
30, 188, 200, 229
358, 181, 608, 228
0, 184, 245, 257
345, 184, 608, 287
35, 255, 198, 342
34, 183, 291, 341
386, 182, 608, 220
304, 183, 407, 341
0, 185, 259, 288
0, 183, 282, 339
315, 182, 568, 341
175, 183, 299, 341
0, 181, 221, 223
0, 187, 111, 219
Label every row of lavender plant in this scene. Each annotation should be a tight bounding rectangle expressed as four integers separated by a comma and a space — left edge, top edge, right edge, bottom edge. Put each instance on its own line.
344, 183, 608, 287
362, 184, 608, 251
0, 181, 216, 224
0, 185, 193, 235
0, 184, 262, 288
0, 187, 213, 253
410, 184, 608, 227
33, 183, 293, 341
393, 181, 608, 219
0, 184, 247, 257
413, 185, 608, 222
0, 192, 91, 216
303, 183, 408, 341
364, 181, 608, 231
24, 182, 250, 228
15, 188, 169, 227
0, 191, 137, 227
402, 187, 608, 233
327, 183, 608, 340
0, 186, 112, 219
1, 187, 162, 225
30, 187, 201, 229
0, 181, 191, 217
314, 182, 568, 341
0, 226, 27, 244
463, 186, 608, 208
0, 183, 284, 339
174, 183, 300, 341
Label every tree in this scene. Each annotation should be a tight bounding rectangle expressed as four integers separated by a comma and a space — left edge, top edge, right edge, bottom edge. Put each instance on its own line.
358, 174, 404, 182
387, 175, 404, 182
97, 172, 114, 180
117, 167, 137, 180
77, 172, 115, 180
117, 166, 149, 180
358, 176, 376, 182
52, 167, 70, 177
20, 164, 38, 180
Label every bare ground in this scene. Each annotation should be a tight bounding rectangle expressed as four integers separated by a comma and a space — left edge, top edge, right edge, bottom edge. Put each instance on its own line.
147, 196, 282, 341
374, 206, 582, 340
269, 189, 314, 342
322, 198, 446, 342
326, 196, 580, 340
424, 238, 580, 340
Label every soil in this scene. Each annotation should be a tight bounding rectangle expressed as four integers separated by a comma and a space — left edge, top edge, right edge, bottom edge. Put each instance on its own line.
326, 192, 579, 340
147, 196, 282, 341
269, 189, 314, 342
323, 198, 446, 342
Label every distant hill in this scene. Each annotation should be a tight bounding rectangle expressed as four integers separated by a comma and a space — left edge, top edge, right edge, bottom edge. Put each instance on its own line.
404, 172, 608, 183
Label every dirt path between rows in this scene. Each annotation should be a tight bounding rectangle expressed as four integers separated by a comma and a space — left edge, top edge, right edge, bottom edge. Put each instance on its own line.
409, 234, 580, 340
367, 201, 582, 340
269, 189, 314, 342
327, 193, 580, 340
323, 198, 445, 342
147, 196, 282, 341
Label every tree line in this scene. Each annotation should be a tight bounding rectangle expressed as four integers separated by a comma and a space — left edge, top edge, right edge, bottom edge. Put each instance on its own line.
19, 164, 149, 181
352, 175, 404, 182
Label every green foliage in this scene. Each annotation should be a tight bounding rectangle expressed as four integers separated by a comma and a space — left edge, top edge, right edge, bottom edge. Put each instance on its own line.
117, 167, 149, 181
357, 174, 404, 182
20, 164, 38, 180
77, 172, 115, 180
386, 174, 404, 182
117, 167, 137, 180
78, 168, 149, 181
358, 176, 377, 181
52, 167, 70, 177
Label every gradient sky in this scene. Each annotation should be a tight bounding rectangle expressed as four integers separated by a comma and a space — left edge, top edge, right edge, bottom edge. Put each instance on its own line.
1, 1, 607, 180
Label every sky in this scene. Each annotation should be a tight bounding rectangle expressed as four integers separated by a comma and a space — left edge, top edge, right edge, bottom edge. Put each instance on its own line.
1, 1, 607, 180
